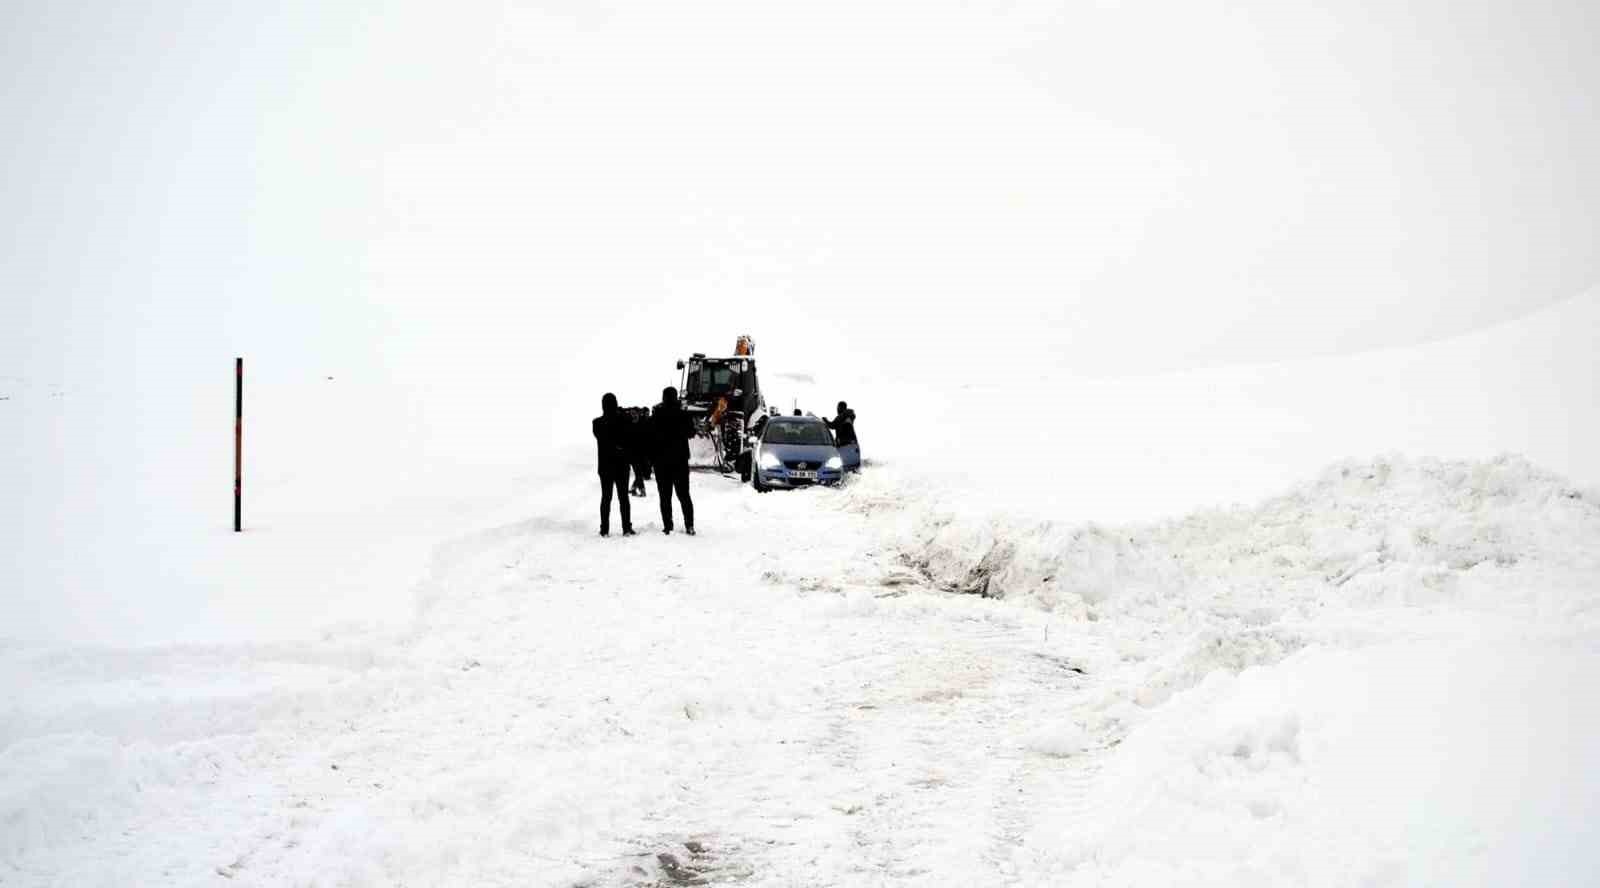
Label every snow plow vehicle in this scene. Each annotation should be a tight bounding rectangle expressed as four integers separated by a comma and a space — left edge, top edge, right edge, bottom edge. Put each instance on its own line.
676, 335, 766, 472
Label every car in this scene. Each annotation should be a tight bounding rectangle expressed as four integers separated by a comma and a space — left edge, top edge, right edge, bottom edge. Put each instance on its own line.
749, 416, 845, 491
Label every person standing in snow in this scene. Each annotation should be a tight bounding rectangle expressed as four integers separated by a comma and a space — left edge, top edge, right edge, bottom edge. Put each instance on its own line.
651, 386, 696, 535
825, 401, 860, 470
592, 393, 634, 537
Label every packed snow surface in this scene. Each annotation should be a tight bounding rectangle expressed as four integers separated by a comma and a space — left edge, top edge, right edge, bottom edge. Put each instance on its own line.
4, 450, 1598, 885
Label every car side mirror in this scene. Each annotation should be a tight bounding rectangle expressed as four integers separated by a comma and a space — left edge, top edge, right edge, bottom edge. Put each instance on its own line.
676, 360, 685, 370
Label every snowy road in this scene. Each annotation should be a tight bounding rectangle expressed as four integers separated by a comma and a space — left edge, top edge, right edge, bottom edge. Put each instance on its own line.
5, 467, 1099, 885
5, 456, 1599, 885
376, 472, 1090, 885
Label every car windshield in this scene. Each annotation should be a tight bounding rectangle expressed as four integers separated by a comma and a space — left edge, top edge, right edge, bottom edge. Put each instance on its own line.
763, 420, 834, 446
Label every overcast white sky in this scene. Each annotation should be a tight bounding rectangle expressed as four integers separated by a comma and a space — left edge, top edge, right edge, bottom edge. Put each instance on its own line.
3, 0, 1597, 391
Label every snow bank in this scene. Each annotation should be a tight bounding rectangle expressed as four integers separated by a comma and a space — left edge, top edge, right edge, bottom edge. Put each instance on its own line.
849, 453, 1599, 623
836, 454, 1600, 883
839, 451, 1600, 729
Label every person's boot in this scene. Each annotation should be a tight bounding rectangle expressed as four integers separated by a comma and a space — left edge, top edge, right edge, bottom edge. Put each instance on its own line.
599, 528, 609, 537
622, 526, 636, 536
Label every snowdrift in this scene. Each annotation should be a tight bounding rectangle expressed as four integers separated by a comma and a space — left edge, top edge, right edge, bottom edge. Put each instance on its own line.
840, 451, 1600, 730
857, 453, 1599, 619
836, 455, 1600, 884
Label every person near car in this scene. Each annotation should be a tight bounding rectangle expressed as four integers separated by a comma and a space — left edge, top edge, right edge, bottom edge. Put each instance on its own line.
592, 392, 634, 536
735, 411, 772, 483
825, 401, 860, 469
825, 401, 857, 445
627, 406, 653, 497
651, 386, 696, 535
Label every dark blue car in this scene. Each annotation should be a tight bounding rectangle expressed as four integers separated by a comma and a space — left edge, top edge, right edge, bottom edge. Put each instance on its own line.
751, 416, 844, 491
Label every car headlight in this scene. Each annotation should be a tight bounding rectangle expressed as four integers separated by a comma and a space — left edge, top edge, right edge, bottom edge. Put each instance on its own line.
759, 450, 781, 469
824, 455, 843, 470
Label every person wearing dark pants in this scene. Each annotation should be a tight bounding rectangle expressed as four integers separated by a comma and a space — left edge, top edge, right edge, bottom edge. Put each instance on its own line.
600, 469, 630, 536
627, 407, 653, 497
654, 469, 694, 534
593, 392, 634, 536
630, 457, 651, 497
650, 385, 697, 535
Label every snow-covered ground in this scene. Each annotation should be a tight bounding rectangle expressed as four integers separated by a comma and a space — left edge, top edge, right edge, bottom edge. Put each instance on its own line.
4, 295, 1599, 885
5, 452, 1597, 885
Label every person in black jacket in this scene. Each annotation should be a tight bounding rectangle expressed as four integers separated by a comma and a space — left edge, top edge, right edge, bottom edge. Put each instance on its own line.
651, 386, 696, 535
592, 392, 634, 536
825, 401, 857, 447
825, 401, 861, 471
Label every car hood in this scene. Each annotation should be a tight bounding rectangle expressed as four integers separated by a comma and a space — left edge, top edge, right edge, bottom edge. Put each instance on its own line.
762, 442, 838, 463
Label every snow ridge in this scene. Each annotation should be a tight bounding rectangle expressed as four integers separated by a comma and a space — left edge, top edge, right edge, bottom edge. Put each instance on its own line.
834, 454, 1600, 884
849, 452, 1599, 621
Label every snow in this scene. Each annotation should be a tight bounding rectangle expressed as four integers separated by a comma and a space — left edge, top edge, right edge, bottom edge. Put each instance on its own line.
1, 369, 580, 645
6, 0, 1599, 878
1037, 640, 1600, 887
851, 286, 1600, 527
4, 294, 1599, 884
875, 453, 1600, 885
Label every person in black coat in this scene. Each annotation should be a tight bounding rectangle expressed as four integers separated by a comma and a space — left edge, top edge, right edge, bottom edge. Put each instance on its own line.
826, 401, 861, 471
592, 392, 634, 536
651, 386, 696, 535
825, 401, 857, 447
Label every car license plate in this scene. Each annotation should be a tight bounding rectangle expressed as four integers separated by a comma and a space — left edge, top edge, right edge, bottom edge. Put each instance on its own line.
790, 469, 818, 480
